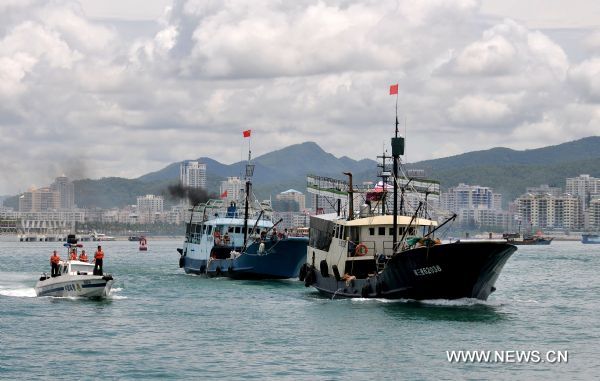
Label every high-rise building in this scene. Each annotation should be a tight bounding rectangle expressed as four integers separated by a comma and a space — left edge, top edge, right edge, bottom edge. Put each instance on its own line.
441, 183, 500, 212
220, 177, 244, 203
180, 161, 207, 189
515, 193, 581, 230
566, 174, 600, 211
51, 176, 75, 210
19, 187, 60, 212
589, 197, 600, 230
137, 194, 164, 214
276, 189, 306, 211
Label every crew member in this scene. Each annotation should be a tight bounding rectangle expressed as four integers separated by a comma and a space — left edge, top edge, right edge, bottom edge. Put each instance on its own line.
94, 245, 104, 275
50, 250, 61, 277
79, 250, 88, 262
271, 228, 278, 242
223, 232, 230, 246
347, 237, 356, 256
69, 249, 77, 260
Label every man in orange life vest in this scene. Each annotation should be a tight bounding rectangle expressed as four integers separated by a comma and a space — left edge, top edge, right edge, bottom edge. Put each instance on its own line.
79, 250, 88, 262
50, 250, 61, 277
69, 249, 77, 260
93, 245, 104, 275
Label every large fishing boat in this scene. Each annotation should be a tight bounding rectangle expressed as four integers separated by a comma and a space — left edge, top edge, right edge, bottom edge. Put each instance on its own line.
300, 95, 516, 300
177, 142, 308, 279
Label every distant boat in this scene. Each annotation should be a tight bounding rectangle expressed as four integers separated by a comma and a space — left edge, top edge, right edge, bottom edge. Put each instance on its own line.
502, 232, 553, 245
92, 231, 115, 241
582, 234, 600, 244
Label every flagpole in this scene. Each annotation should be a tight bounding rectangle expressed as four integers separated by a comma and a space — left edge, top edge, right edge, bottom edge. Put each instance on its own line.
391, 83, 399, 251
395, 87, 399, 138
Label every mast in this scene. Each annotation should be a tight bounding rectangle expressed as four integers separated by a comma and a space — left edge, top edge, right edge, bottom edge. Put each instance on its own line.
343, 172, 354, 221
243, 147, 255, 246
377, 151, 391, 215
391, 91, 404, 250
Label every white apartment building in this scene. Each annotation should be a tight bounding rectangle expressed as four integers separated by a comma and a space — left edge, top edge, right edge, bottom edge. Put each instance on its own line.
273, 211, 310, 230
441, 183, 501, 212
137, 194, 164, 214
566, 174, 600, 210
220, 177, 244, 203
515, 193, 581, 230
276, 189, 306, 211
51, 176, 75, 210
180, 161, 207, 189
19, 187, 60, 212
136, 195, 164, 224
587, 197, 600, 230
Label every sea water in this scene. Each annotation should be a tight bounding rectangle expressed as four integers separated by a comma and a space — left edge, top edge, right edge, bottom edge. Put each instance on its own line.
1, 240, 598, 380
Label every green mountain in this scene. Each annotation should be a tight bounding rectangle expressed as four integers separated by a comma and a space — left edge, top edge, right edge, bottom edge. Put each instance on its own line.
3, 136, 599, 210
412, 136, 600, 205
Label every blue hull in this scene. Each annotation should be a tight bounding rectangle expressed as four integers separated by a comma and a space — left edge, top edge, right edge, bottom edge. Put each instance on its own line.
183, 237, 308, 279
582, 234, 600, 244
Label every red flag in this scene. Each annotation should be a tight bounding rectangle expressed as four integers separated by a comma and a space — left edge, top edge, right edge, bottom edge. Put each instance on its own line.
220, 190, 228, 198
389, 84, 398, 95
243, 129, 251, 138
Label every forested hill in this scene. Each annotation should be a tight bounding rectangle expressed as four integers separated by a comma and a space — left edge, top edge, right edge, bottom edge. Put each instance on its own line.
2, 136, 599, 209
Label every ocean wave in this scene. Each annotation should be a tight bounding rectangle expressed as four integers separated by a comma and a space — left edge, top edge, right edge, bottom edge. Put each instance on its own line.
109, 287, 127, 299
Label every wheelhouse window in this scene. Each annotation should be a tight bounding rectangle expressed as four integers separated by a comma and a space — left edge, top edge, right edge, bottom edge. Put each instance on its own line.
234, 227, 241, 234
378, 227, 385, 235
369, 228, 375, 236
308, 216, 334, 251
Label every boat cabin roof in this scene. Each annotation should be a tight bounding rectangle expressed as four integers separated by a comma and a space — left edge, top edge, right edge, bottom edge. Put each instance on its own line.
328, 214, 437, 227
201, 217, 273, 228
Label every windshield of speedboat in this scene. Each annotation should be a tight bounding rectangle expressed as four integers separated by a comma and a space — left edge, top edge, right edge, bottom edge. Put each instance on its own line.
70, 263, 95, 273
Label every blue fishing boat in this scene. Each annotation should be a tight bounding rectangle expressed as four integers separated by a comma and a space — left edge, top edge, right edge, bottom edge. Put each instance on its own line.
582, 234, 600, 244
177, 143, 307, 279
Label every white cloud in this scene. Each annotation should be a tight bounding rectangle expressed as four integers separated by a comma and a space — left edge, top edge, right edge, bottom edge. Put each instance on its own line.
449, 95, 512, 126
568, 57, 600, 102
0, 0, 599, 195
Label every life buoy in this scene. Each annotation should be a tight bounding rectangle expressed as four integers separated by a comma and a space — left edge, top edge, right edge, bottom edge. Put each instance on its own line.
355, 243, 368, 256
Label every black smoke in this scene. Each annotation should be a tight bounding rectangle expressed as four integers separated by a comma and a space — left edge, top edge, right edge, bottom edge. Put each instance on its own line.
166, 183, 215, 206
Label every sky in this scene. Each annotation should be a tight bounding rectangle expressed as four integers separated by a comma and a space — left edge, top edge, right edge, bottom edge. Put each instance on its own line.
1, 0, 599, 195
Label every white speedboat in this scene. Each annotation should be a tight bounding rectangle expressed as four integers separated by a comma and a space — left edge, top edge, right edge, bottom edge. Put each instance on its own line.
35, 260, 114, 298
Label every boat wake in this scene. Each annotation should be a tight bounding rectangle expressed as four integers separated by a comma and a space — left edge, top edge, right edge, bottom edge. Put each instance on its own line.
349, 297, 504, 307
0, 287, 37, 298
0, 272, 37, 298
